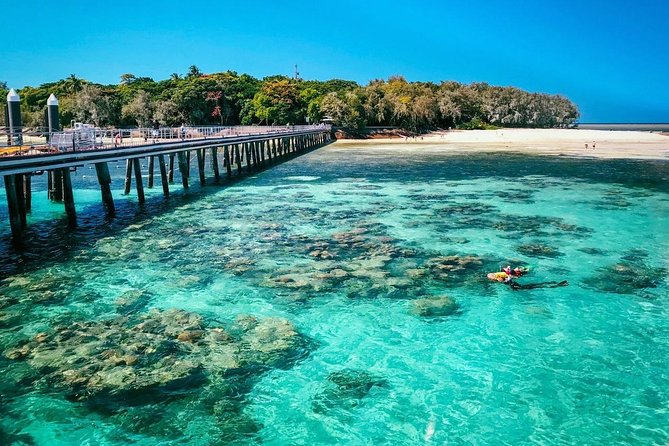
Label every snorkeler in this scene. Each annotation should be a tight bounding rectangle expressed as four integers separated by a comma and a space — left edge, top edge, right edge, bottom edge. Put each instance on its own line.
488, 265, 529, 282
487, 265, 565, 290
507, 280, 568, 291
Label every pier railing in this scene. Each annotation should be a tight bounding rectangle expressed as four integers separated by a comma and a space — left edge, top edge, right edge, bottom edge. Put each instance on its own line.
0, 124, 331, 157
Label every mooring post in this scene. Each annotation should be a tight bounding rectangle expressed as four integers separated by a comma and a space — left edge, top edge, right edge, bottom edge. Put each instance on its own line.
4, 175, 22, 239
211, 147, 220, 182
168, 153, 175, 183
178, 151, 189, 189
157, 154, 169, 197
6, 89, 23, 146
46, 94, 60, 141
196, 149, 206, 185
124, 159, 133, 194
224, 146, 232, 177
132, 158, 145, 204
147, 156, 155, 188
95, 162, 115, 214
61, 168, 76, 226
23, 174, 32, 213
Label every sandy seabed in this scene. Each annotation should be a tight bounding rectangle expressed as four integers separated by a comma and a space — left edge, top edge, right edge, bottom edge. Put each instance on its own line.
333, 129, 669, 160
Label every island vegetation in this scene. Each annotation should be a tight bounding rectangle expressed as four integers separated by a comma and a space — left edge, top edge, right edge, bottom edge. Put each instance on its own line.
1, 66, 579, 132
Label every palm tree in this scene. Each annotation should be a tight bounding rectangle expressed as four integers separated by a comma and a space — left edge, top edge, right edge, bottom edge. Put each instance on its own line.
63, 74, 83, 94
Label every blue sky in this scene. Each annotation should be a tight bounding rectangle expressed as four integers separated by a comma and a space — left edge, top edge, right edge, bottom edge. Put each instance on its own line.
2, 0, 668, 122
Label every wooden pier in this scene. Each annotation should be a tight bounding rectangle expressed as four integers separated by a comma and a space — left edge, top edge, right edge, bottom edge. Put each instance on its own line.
0, 127, 333, 242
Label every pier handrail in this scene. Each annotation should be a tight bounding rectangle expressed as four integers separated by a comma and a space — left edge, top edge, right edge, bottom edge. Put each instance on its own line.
0, 124, 331, 157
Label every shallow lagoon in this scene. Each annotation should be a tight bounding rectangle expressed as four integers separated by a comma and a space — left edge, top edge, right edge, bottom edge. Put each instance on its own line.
1, 145, 668, 445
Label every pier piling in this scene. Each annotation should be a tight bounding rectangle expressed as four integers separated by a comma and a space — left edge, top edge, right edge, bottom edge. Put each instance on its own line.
132, 158, 145, 204
52, 169, 63, 201
14, 175, 27, 229
235, 144, 242, 174
168, 154, 175, 183
197, 149, 206, 185
178, 152, 189, 189
95, 162, 115, 215
148, 156, 155, 188
224, 146, 232, 177
158, 154, 169, 197
211, 148, 220, 182
23, 175, 32, 213
61, 168, 76, 226
124, 160, 133, 194
4, 175, 22, 238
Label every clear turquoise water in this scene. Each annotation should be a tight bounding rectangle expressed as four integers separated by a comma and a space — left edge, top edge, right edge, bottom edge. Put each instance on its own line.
1, 145, 668, 445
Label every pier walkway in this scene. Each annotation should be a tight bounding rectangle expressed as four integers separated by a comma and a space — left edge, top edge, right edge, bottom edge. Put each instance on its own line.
0, 124, 333, 242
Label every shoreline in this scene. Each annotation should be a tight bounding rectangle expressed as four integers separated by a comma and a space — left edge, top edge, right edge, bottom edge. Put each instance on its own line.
332, 129, 669, 160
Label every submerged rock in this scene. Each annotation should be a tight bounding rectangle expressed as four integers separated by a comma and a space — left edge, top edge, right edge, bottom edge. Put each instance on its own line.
2, 309, 308, 403
583, 260, 667, 295
0, 426, 36, 446
115, 289, 153, 314
313, 369, 388, 413
410, 296, 460, 317
425, 254, 484, 284
516, 243, 563, 258
578, 247, 608, 256
0, 311, 21, 328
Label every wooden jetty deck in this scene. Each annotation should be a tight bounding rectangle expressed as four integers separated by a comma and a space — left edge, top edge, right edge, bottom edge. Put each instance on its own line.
0, 126, 333, 242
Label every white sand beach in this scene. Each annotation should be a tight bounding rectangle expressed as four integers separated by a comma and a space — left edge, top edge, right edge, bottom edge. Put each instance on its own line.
333, 129, 669, 160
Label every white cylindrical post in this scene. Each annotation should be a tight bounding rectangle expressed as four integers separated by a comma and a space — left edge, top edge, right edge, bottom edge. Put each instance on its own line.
7, 89, 22, 146
46, 94, 60, 142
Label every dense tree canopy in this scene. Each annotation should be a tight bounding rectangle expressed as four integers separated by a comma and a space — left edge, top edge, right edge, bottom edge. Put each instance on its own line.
3, 68, 579, 131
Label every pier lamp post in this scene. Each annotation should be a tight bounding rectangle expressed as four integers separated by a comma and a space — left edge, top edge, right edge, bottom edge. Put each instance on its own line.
6, 88, 22, 146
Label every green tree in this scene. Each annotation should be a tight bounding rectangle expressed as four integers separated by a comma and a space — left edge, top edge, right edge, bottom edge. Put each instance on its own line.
122, 90, 154, 126
248, 79, 302, 125
73, 85, 120, 126
186, 65, 203, 79
320, 90, 366, 129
